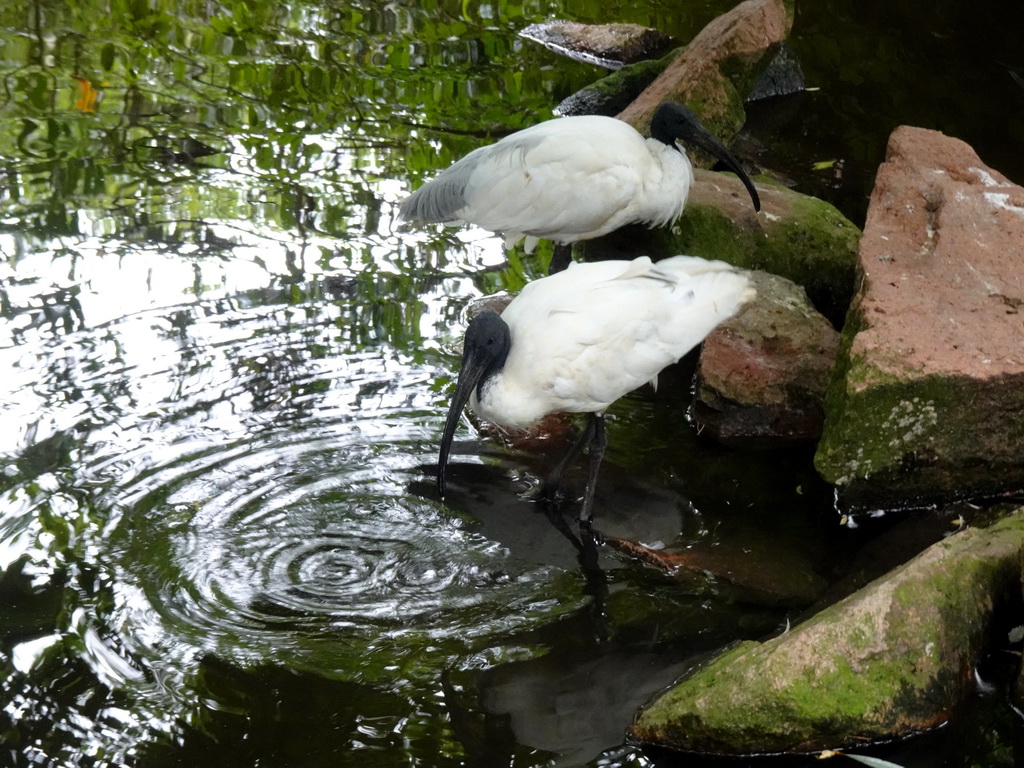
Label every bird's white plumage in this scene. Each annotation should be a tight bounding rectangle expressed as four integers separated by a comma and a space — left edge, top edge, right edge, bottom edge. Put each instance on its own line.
400, 116, 693, 251
469, 256, 754, 429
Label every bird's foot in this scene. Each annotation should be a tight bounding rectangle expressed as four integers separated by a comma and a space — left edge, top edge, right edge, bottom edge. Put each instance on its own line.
577, 517, 605, 546
532, 479, 567, 507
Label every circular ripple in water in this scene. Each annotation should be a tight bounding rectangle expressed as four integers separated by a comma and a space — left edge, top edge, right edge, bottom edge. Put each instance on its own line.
3, 288, 583, 719
68, 300, 578, 684
115, 430, 568, 682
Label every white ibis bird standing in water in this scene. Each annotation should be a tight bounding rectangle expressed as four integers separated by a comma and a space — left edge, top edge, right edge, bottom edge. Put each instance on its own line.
399, 102, 761, 274
437, 255, 755, 523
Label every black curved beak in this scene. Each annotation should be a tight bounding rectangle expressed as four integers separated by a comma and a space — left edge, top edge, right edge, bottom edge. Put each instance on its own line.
685, 127, 761, 213
437, 348, 487, 499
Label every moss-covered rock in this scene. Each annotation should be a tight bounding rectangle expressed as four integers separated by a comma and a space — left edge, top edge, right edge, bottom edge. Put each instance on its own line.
581, 172, 860, 323
629, 509, 1024, 755
617, 0, 795, 143
679, 182, 858, 322
815, 349, 1024, 508
813, 125, 1024, 509
519, 21, 675, 71
556, 49, 682, 118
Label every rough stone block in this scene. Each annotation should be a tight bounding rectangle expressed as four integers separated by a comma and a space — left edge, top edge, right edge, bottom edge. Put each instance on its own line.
815, 126, 1024, 508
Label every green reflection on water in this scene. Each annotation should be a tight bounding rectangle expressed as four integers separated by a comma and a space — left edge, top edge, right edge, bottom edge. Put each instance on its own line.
0, 0, 739, 264
0, 1, 654, 759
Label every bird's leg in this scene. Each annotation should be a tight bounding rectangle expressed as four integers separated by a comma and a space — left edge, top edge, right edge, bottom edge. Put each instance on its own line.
578, 413, 607, 524
548, 243, 573, 274
536, 455, 609, 644
577, 521, 609, 643
537, 415, 595, 503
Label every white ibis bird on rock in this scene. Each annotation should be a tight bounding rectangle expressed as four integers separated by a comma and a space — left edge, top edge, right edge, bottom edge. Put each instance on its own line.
437, 255, 755, 522
399, 102, 761, 274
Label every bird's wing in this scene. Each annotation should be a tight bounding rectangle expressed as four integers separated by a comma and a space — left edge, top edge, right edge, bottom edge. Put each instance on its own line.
398, 117, 649, 241
464, 128, 644, 240
397, 143, 491, 224
503, 257, 753, 413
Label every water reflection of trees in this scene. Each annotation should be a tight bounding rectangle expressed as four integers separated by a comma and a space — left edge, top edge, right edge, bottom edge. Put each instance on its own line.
0, 0, 583, 274
0, 0, 596, 375
3, 285, 85, 342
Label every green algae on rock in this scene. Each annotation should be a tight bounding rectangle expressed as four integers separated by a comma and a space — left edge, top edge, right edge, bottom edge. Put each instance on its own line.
556, 49, 682, 117
629, 509, 1024, 755
582, 172, 860, 324
814, 125, 1024, 510
617, 0, 795, 144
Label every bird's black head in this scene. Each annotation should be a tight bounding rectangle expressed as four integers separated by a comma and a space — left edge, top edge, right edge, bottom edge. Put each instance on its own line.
437, 311, 511, 499
461, 311, 512, 397
649, 101, 761, 213
650, 102, 707, 147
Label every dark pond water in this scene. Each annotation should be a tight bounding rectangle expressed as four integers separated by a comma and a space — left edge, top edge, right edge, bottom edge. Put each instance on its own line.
2, 0, 1023, 766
